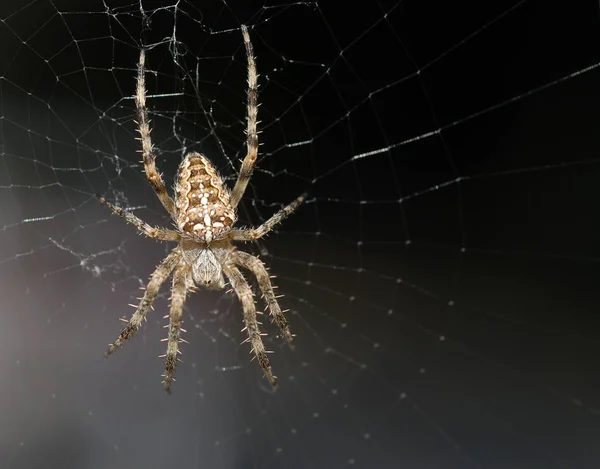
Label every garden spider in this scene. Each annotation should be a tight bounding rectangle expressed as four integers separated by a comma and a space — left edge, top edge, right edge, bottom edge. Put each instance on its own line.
99, 25, 305, 393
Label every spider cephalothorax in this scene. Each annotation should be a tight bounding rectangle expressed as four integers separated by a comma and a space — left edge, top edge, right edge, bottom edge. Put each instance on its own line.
99, 25, 305, 392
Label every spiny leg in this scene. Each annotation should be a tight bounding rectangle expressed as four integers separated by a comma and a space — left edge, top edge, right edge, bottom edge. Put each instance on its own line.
230, 25, 259, 209
136, 48, 176, 217
229, 192, 306, 241
232, 250, 293, 346
106, 250, 180, 356
161, 264, 189, 393
224, 264, 277, 388
97, 195, 180, 241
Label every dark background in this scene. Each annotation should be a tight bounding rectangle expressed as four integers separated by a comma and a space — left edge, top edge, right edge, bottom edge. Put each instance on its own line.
1, 1, 600, 468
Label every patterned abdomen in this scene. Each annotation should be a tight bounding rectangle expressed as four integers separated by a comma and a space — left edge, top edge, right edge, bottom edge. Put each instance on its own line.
175, 152, 236, 243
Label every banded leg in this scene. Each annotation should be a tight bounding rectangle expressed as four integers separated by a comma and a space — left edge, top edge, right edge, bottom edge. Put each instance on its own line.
161, 264, 189, 393
106, 250, 180, 355
229, 192, 306, 241
136, 48, 176, 217
98, 195, 180, 241
224, 264, 278, 388
230, 25, 259, 208
233, 250, 293, 345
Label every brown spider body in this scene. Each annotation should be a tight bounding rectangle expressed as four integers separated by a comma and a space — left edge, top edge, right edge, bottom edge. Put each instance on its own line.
99, 25, 305, 393
175, 152, 236, 243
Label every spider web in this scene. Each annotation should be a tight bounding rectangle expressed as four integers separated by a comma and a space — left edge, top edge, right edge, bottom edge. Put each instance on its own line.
1, 0, 600, 467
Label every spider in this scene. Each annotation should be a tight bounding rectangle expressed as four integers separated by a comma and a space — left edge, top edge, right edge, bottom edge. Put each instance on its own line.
99, 25, 305, 393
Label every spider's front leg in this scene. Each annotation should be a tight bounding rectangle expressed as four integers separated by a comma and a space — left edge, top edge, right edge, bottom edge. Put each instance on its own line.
161, 264, 189, 393
106, 250, 180, 355
232, 250, 294, 346
224, 264, 278, 388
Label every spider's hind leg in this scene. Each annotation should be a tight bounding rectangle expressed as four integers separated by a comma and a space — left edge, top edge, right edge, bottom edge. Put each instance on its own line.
97, 195, 180, 241
228, 192, 306, 241
230, 25, 259, 208
135, 48, 177, 217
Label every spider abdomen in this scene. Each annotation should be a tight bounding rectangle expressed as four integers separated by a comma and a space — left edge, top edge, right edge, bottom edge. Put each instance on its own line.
175, 152, 236, 242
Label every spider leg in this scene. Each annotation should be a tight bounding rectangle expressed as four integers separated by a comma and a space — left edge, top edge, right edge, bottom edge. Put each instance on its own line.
106, 249, 180, 356
136, 48, 177, 217
229, 192, 306, 241
230, 25, 259, 209
98, 195, 180, 241
231, 250, 293, 346
161, 264, 189, 393
224, 264, 278, 388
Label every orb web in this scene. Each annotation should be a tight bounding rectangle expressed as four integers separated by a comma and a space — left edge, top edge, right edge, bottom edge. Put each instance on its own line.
1, 1, 599, 468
